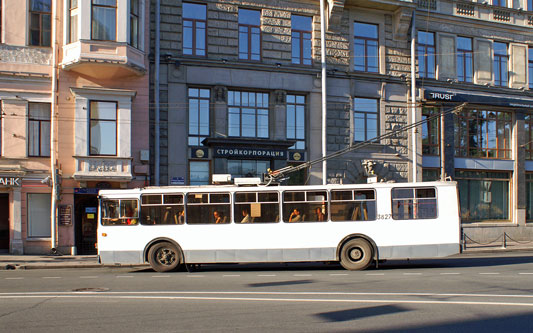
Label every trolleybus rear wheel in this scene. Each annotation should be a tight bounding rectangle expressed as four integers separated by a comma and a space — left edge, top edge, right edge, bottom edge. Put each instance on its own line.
339, 238, 373, 271
148, 242, 181, 272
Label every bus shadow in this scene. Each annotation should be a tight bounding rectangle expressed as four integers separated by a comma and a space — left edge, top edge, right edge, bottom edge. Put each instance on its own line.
315, 305, 410, 322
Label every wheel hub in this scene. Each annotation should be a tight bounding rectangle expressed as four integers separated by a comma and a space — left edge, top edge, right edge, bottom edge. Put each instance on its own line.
158, 248, 176, 266
348, 247, 363, 262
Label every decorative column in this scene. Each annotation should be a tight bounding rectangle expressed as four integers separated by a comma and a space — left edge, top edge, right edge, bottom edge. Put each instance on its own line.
10, 188, 23, 255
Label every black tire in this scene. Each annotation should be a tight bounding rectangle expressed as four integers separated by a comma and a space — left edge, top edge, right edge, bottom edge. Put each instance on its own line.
339, 238, 373, 271
147, 242, 181, 272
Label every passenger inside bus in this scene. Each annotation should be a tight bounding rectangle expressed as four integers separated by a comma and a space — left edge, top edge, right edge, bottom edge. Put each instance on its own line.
178, 210, 185, 224
289, 208, 303, 222
125, 205, 138, 225
241, 208, 252, 223
315, 207, 325, 221
214, 210, 227, 224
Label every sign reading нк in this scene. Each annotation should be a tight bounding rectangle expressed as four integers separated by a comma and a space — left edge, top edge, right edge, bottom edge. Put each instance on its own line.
0, 177, 21, 187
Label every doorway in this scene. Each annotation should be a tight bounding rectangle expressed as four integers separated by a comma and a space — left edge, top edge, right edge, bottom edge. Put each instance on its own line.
74, 194, 98, 255
0, 194, 9, 251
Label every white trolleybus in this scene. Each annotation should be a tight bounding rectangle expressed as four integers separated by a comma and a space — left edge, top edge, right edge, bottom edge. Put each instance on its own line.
97, 180, 461, 272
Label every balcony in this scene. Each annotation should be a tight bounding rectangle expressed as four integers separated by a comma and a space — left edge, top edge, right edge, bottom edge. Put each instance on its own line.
73, 156, 133, 182
61, 40, 146, 79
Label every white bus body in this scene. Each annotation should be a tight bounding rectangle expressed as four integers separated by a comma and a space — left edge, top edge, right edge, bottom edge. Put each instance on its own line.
97, 181, 460, 271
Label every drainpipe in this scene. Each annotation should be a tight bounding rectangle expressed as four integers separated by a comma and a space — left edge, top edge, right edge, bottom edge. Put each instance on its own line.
154, 0, 161, 185
320, 0, 327, 185
50, 0, 59, 251
410, 11, 417, 182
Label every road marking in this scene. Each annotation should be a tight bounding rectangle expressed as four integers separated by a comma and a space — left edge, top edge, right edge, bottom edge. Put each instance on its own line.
365, 273, 384, 276
151, 275, 171, 278
42, 277, 61, 279
5, 277, 23, 280
116, 275, 134, 278
329, 273, 348, 276
440, 273, 460, 275
293, 274, 312, 277
479, 273, 500, 275
80, 276, 98, 279
187, 275, 205, 278
223, 275, 240, 277
518, 273, 533, 275
403, 273, 422, 275
257, 274, 276, 277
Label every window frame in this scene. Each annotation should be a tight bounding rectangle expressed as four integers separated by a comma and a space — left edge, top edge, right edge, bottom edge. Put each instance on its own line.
91, 0, 117, 41
89, 100, 118, 156
28, 103, 51, 157
525, 113, 533, 160
286, 94, 306, 150
422, 107, 440, 156
417, 31, 436, 79
228, 90, 269, 138
353, 22, 379, 73
29, 0, 52, 47
391, 187, 438, 220
330, 189, 377, 222
353, 97, 379, 142
528, 47, 533, 90
188, 87, 210, 146
189, 160, 210, 185
101, 199, 139, 226
182, 2, 207, 56
67, 0, 79, 44
457, 36, 473, 83
238, 8, 261, 61
140, 193, 185, 225
233, 191, 280, 223
27, 193, 52, 237
129, 0, 139, 48
492, 0, 507, 7
282, 190, 328, 223
291, 15, 312, 66
494, 42, 509, 87
186, 192, 231, 224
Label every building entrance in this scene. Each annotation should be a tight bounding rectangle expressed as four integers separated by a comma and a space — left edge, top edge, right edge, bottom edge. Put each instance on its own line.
74, 194, 98, 255
0, 194, 9, 251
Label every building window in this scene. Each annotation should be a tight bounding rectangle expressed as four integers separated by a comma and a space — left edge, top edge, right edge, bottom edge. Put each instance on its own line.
291, 15, 312, 65
89, 101, 117, 156
457, 170, 510, 222
525, 113, 533, 160
188, 88, 210, 146
422, 168, 441, 181
228, 91, 269, 138
454, 109, 511, 159
353, 98, 378, 142
238, 9, 261, 61
228, 160, 270, 179
189, 161, 209, 185
417, 31, 436, 79
129, 0, 139, 48
494, 42, 508, 87
183, 2, 206, 56
28, 103, 51, 157
527, 173, 533, 221
422, 107, 440, 155
493, 0, 507, 6
286, 95, 305, 150
354, 22, 378, 73
529, 0, 533, 11
92, 0, 117, 41
67, 0, 79, 44
27, 193, 51, 238
528, 46, 533, 89
29, 0, 51, 47
457, 37, 473, 83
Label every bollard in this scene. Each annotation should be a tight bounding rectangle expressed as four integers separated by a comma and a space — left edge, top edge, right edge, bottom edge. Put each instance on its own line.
501, 232, 507, 249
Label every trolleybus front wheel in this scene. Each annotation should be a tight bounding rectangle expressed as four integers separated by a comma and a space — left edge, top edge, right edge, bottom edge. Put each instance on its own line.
339, 238, 373, 271
148, 242, 181, 272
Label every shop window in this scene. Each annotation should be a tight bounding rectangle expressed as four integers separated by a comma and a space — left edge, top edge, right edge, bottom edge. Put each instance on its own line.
89, 101, 117, 156
27, 193, 51, 237
188, 88, 210, 146
417, 31, 435, 79
353, 98, 378, 142
457, 37, 473, 83
186, 193, 230, 224
392, 187, 437, 220
228, 160, 269, 179
141, 194, 184, 225
291, 15, 312, 65
28, 103, 51, 157
456, 170, 510, 222
330, 189, 376, 222
286, 95, 305, 150
454, 109, 511, 159
238, 8, 261, 61
354, 22, 378, 73
526, 173, 533, 221
526, 114, 533, 160
92, 0, 117, 41
283, 190, 328, 223
189, 161, 209, 185
228, 91, 269, 138
183, 2, 206, 56
528, 47, 533, 89
422, 107, 440, 155
494, 42, 508, 87
129, 0, 139, 48
29, 0, 51, 46
68, 0, 79, 43
234, 191, 279, 223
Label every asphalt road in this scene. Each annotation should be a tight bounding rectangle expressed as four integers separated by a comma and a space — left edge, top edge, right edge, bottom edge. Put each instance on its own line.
1, 252, 533, 332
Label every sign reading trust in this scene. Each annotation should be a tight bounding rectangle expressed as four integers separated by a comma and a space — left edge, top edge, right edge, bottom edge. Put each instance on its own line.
0, 177, 21, 187
214, 147, 287, 160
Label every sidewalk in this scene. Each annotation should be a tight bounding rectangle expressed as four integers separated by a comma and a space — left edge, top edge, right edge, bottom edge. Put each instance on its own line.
1, 242, 533, 270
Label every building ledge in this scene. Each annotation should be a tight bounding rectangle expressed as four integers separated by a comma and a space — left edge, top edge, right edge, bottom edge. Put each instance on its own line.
73, 156, 133, 182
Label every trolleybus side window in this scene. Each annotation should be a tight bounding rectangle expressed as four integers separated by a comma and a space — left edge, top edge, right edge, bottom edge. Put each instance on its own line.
392, 187, 437, 220
101, 199, 139, 225
186, 192, 230, 224
140, 194, 184, 225
283, 190, 328, 222
330, 189, 376, 221
234, 191, 279, 223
